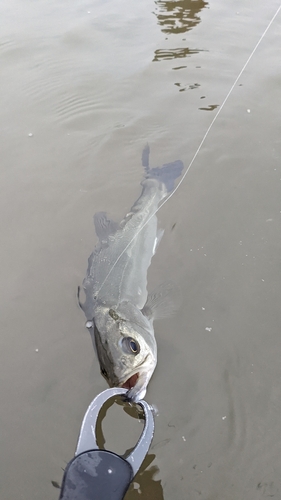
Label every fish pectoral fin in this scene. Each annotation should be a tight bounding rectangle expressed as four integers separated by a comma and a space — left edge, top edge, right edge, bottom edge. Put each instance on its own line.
142, 281, 182, 320
93, 211, 119, 241
77, 286, 84, 310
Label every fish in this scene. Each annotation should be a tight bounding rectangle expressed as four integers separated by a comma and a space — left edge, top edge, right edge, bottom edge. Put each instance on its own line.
79, 145, 184, 401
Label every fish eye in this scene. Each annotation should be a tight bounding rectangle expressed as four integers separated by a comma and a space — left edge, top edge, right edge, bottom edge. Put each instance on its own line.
121, 337, 140, 355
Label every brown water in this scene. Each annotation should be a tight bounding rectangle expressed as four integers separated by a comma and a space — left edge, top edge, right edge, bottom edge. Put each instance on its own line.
1, 1, 281, 499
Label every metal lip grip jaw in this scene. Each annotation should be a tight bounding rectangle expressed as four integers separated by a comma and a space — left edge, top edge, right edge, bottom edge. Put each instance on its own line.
59, 388, 155, 500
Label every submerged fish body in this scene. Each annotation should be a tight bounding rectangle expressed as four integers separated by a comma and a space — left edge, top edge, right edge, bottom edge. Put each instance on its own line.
80, 146, 183, 401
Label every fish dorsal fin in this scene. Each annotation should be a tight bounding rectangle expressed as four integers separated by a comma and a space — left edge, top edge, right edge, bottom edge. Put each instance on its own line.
94, 212, 119, 241
141, 282, 181, 320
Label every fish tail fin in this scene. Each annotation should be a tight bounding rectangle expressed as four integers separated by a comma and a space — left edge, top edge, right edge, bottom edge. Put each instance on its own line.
142, 145, 184, 193
146, 160, 184, 193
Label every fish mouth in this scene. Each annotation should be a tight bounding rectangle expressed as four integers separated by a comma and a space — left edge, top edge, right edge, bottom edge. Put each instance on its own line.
121, 372, 139, 390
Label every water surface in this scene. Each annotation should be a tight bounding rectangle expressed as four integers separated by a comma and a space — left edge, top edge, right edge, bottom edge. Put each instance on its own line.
0, 1, 281, 499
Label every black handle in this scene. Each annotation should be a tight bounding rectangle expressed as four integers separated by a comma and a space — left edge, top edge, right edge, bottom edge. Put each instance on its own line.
59, 449, 133, 500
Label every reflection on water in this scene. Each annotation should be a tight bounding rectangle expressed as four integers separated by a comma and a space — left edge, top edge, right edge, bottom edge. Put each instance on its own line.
154, 47, 201, 62
199, 103, 219, 111
174, 80, 200, 92
153, 0, 208, 62
154, 0, 208, 34
125, 453, 164, 500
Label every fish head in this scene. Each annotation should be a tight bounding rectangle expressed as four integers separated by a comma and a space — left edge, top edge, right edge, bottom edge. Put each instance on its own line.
92, 303, 157, 402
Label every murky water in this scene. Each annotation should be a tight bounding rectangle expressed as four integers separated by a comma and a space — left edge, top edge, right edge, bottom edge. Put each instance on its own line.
1, 1, 281, 499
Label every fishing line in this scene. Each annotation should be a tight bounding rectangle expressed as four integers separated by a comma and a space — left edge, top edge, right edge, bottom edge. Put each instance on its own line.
157, 3, 281, 212
95, 4, 281, 299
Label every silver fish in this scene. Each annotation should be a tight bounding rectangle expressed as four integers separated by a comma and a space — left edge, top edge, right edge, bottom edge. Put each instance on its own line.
79, 145, 183, 401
